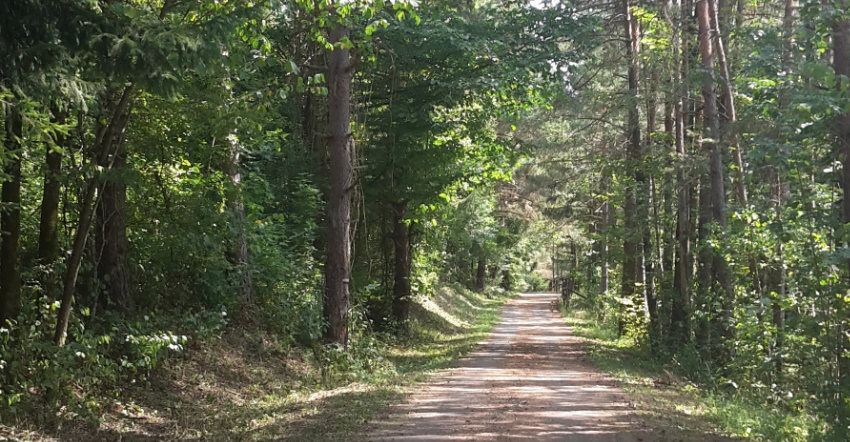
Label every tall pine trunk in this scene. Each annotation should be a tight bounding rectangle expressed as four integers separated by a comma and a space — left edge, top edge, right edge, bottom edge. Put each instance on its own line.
644, 64, 660, 349
710, 0, 746, 204
391, 202, 410, 323
475, 251, 486, 292
0, 106, 22, 323
38, 109, 64, 265
96, 133, 132, 312
765, 0, 796, 385
696, 0, 734, 363
620, 0, 643, 331
225, 138, 252, 306
670, 0, 693, 347
324, 23, 354, 345
832, 0, 850, 425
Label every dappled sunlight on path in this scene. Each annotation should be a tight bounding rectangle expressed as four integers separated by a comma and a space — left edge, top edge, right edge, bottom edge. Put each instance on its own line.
359, 293, 652, 441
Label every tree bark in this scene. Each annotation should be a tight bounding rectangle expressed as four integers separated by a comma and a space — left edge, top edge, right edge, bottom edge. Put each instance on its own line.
475, 251, 486, 292
55, 86, 134, 346
644, 64, 660, 348
766, 171, 786, 381
391, 202, 411, 323
501, 269, 512, 291
710, 0, 747, 205
323, 23, 354, 346
600, 183, 610, 298
96, 129, 132, 312
697, 0, 734, 363
620, 0, 643, 325
832, 0, 850, 423
0, 106, 22, 323
226, 138, 253, 305
38, 109, 64, 265
670, 0, 693, 348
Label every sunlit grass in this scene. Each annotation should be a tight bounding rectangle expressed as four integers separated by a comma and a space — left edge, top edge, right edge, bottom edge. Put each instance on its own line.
563, 309, 821, 441
179, 285, 513, 441
267, 285, 514, 440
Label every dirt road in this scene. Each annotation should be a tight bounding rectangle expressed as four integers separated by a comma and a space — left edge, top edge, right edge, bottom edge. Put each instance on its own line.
360, 293, 652, 441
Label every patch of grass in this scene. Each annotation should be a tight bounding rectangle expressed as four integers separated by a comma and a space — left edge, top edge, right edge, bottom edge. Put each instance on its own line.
3, 285, 514, 441
563, 310, 821, 442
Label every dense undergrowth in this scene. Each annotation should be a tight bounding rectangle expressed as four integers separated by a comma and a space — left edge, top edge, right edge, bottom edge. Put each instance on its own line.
0, 284, 514, 441
563, 309, 825, 442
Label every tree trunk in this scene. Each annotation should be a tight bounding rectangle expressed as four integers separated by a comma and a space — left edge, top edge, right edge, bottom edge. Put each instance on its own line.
600, 180, 610, 298
323, 23, 354, 346
833, 0, 850, 423
501, 269, 511, 291
621, 0, 643, 322
765, 0, 796, 386
697, 0, 734, 363
391, 202, 411, 323
96, 133, 132, 313
226, 139, 252, 305
475, 251, 486, 292
38, 110, 64, 265
670, 0, 693, 348
766, 171, 786, 382
712, 0, 747, 205
0, 106, 22, 323
55, 86, 134, 346
644, 64, 660, 349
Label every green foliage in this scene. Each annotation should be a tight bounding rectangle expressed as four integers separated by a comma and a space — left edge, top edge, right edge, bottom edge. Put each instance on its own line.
0, 292, 208, 419
564, 309, 824, 441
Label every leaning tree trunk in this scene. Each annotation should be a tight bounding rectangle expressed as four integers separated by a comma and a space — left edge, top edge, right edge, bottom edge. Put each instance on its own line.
0, 106, 22, 323
391, 202, 411, 323
323, 23, 354, 346
55, 86, 134, 346
710, 0, 747, 204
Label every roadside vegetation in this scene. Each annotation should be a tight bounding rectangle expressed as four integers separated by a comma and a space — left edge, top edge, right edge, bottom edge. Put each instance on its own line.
1, 285, 515, 440
563, 309, 821, 442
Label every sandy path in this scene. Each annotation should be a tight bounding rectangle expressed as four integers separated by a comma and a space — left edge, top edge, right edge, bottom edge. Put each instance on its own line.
360, 293, 653, 441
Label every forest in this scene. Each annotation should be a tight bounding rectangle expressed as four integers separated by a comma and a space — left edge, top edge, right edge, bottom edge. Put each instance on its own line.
1, 0, 850, 440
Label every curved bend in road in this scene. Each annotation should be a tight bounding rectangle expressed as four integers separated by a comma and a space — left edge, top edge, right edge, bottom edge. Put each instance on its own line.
360, 293, 651, 441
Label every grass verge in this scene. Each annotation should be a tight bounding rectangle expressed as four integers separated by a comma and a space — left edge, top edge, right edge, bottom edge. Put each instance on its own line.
563, 310, 821, 442
2, 285, 513, 441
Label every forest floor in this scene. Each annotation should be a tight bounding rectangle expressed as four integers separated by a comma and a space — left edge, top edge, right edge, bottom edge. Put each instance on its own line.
0, 285, 513, 441
358, 293, 734, 441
